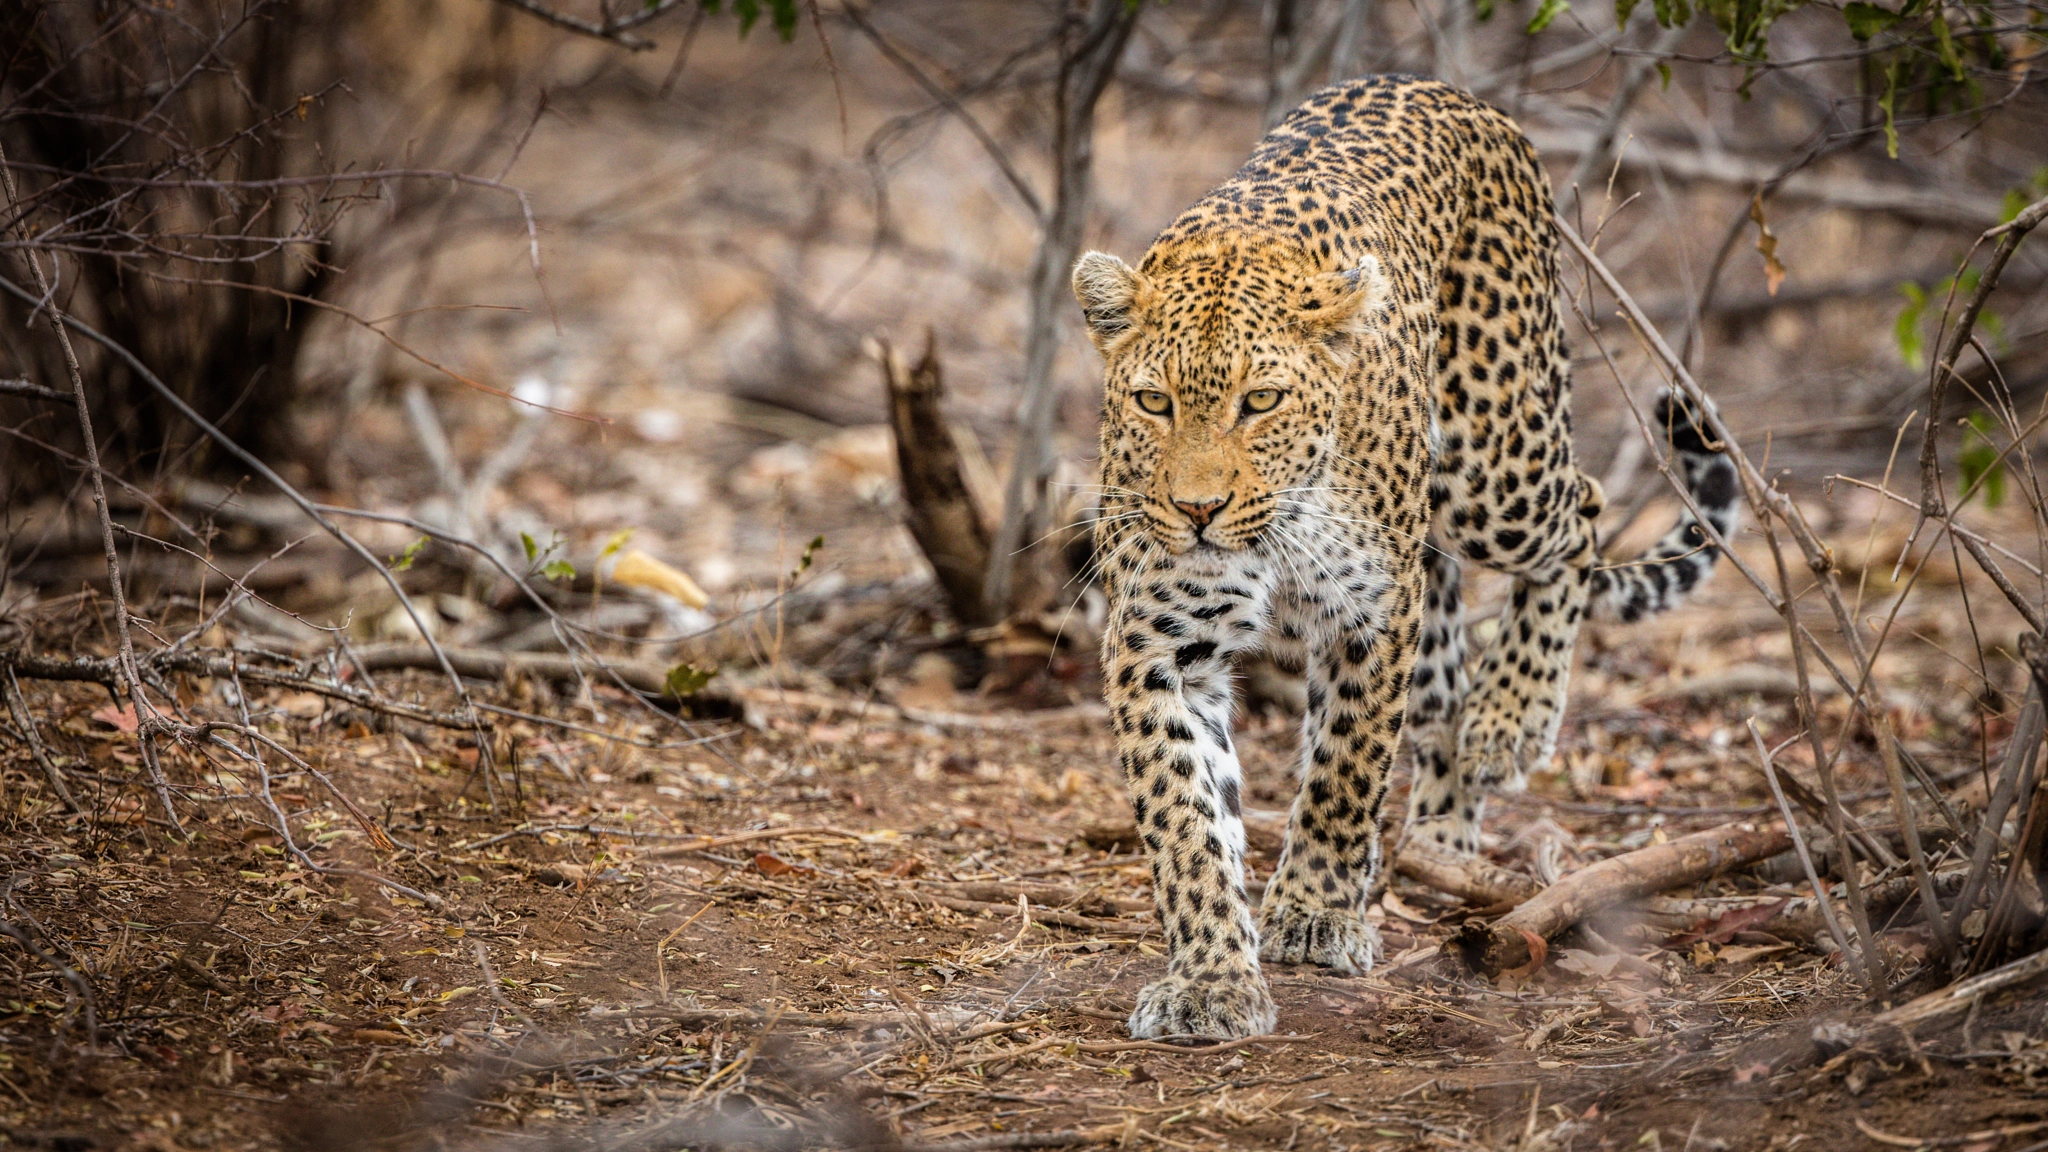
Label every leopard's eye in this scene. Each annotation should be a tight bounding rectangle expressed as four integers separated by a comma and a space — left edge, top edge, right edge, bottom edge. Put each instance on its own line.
1243, 388, 1282, 414
1135, 390, 1173, 416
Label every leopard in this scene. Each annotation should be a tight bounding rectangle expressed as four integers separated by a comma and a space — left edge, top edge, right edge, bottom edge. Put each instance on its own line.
1072, 75, 1740, 1040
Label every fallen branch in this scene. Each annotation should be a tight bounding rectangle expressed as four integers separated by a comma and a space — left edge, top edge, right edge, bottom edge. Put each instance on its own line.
1394, 838, 1542, 907
913, 1128, 1125, 1152
591, 1005, 992, 1031
1863, 944, 2048, 1041
354, 644, 666, 694
633, 825, 863, 860
924, 881, 1151, 916
934, 1031, 1311, 1074
0, 647, 475, 730
919, 893, 1144, 936
1451, 823, 1792, 976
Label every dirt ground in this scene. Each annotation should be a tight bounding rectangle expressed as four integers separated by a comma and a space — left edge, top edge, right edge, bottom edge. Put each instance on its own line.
6, 496, 2048, 1152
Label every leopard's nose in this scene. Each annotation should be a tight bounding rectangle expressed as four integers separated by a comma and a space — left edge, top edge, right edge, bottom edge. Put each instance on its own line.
1172, 494, 1231, 529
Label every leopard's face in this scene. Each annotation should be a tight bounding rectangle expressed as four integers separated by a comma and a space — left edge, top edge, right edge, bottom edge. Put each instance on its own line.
1074, 240, 1390, 556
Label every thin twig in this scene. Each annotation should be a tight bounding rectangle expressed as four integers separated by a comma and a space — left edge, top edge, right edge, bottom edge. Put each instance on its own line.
0, 138, 181, 831
1750, 719, 1858, 967
0, 270, 499, 799
3, 667, 82, 814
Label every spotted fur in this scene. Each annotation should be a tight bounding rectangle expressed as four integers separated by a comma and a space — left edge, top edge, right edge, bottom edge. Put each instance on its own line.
1074, 76, 1738, 1040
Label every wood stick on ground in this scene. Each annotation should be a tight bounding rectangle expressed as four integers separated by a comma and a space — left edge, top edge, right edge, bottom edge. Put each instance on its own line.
1863, 944, 2048, 1042
925, 881, 1151, 915
917, 893, 1143, 936
0, 647, 475, 730
877, 332, 996, 626
354, 643, 670, 695
1394, 838, 1543, 907
1122, 813, 1545, 908
913, 1128, 1126, 1152
1451, 823, 1791, 976
593, 1005, 995, 1030
351, 643, 752, 724
631, 825, 859, 859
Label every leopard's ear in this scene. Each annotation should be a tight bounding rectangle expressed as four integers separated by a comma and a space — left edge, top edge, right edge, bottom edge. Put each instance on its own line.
1298, 253, 1392, 361
1072, 251, 1152, 352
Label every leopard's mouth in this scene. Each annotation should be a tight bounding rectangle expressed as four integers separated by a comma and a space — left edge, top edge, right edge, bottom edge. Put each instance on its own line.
1145, 506, 1273, 554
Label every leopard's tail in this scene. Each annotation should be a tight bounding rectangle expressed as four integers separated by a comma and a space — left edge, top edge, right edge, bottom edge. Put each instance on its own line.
1589, 390, 1741, 623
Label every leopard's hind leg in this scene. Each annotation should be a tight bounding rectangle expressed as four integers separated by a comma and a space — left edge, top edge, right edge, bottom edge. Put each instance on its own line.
1402, 542, 1479, 852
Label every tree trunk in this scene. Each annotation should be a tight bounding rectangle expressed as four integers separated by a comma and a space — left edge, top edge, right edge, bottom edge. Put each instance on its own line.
983, 0, 1140, 618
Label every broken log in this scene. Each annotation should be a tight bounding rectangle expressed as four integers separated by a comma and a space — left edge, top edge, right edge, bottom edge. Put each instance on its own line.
1395, 838, 1544, 907
1452, 823, 1791, 976
877, 333, 997, 626
1868, 945, 2048, 1038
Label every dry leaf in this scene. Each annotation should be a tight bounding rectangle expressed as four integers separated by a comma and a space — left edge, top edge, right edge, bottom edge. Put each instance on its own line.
1667, 898, 1788, 946
753, 852, 818, 878
1732, 1060, 1773, 1084
353, 1029, 411, 1045
1717, 942, 1795, 965
274, 691, 326, 719
610, 548, 710, 608
1380, 889, 1440, 925
1499, 928, 1548, 983
1749, 193, 1787, 296
1556, 948, 1623, 979
92, 702, 138, 733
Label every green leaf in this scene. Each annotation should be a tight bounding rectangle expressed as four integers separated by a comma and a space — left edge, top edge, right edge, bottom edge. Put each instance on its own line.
1614, 0, 1639, 25
600, 528, 634, 561
388, 536, 427, 573
1527, 0, 1570, 34
1651, 0, 1692, 28
1930, 13, 1964, 80
1894, 281, 1927, 370
663, 662, 719, 698
1842, 2, 1900, 40
1959, 413, 2006, 508
1656, 61, 1672, 89
521, 532, 539, 563
1476, 0, 1497, 22
1878, 60, 1900, 159
770, 0, 799, 40
733, 0, 760, 35
789, 534, 824, 583
541, 559, 577, 582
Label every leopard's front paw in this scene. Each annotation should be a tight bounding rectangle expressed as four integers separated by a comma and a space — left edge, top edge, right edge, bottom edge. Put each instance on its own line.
1257, 900, 1382, 975
1128, 972, 1278, 1040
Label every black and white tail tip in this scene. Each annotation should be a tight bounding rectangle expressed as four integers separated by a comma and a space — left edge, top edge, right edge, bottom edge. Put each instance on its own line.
1591, 390, 1741, 624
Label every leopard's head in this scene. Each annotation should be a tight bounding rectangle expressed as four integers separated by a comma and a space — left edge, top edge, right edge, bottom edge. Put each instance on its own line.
1073, 238, 1390, 556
